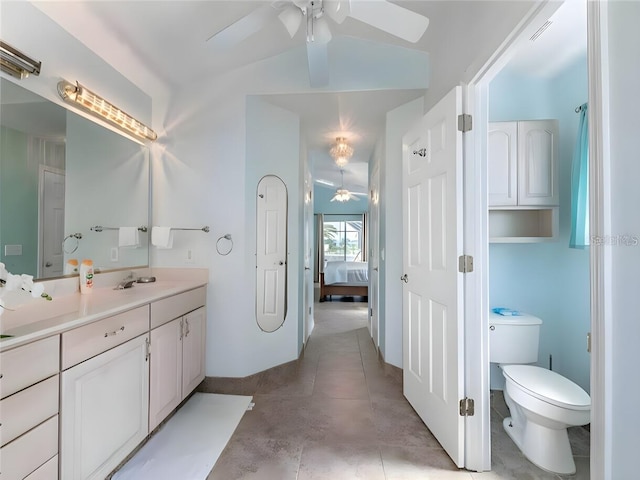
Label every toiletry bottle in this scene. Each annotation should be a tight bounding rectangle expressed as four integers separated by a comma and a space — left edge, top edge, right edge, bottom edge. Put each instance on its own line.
80, 259, 94, 294
64, 258, 79, 275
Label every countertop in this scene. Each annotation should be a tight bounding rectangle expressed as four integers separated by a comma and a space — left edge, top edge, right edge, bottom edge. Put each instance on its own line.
0, 272, 207, 352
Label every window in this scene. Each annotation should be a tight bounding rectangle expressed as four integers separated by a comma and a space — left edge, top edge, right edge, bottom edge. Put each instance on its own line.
323, 214, 363, 262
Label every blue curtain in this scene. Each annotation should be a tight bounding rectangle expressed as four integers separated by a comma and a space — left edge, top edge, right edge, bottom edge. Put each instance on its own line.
570, 103, 589, 249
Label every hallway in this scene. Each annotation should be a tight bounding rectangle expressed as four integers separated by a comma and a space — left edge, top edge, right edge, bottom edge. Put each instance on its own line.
204, 300, 589, 479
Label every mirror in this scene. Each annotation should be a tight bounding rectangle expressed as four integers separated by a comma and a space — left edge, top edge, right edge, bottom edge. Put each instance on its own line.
0, 78, 149, 280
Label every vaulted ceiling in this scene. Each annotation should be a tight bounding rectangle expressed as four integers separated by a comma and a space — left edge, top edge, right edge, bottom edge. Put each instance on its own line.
28, 1, 585, 193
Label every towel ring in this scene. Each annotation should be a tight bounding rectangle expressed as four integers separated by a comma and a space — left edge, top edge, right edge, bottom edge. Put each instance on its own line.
216, 234, 233, 256
63, 233, 82, 254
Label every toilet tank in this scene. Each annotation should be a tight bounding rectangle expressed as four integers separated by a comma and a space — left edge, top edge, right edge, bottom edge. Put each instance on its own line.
489, 312, 542, 364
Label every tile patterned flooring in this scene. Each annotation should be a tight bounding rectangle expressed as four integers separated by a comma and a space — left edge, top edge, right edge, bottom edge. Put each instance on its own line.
202, 300, 590, 479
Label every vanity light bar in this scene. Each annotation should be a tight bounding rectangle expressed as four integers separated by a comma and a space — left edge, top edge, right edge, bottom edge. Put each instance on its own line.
57, 80, 157, 142
0, 41, 41, 79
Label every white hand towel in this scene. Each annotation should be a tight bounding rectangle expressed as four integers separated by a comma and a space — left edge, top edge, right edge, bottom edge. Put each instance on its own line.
119, 227, 140, 247
152, 227, 174, 249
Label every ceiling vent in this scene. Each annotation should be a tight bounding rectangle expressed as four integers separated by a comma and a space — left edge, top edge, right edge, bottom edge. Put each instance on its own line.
530, 20, 553, 42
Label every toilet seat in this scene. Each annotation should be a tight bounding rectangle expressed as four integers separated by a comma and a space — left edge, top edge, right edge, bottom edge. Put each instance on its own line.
502, 365, 590, 410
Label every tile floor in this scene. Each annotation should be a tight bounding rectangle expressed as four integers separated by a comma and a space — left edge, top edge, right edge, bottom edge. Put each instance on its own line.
202, 299, 590, 479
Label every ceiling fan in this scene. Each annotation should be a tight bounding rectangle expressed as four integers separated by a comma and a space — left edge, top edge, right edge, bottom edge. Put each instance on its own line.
329, 169, 366, 202
207, 0, 429, 87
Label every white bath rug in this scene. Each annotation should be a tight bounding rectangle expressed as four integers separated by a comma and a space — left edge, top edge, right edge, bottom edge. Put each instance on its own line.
113, 393, 252, 480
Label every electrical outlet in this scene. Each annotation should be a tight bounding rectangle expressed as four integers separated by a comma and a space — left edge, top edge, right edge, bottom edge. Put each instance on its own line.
186, 249, 194, 263
110, 247, 119, 262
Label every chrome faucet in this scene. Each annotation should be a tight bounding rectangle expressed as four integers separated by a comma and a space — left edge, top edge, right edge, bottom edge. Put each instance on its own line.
115, 271, 136, 290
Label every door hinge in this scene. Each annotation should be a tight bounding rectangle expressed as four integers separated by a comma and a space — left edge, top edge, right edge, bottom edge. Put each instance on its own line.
458, 114, 472, 132
458, 255, 474, 273
460, 397, 475, 416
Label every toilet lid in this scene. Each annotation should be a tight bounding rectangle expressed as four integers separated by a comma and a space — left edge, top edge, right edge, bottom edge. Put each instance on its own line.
502, 365, 591, 410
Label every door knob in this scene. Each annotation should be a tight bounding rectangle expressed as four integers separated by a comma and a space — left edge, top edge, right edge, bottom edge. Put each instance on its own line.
373, 267, 378, 272
279, 261, 284, 265
45, 261, 53, 267
304, 267, 310, 270
401, 274, 408, 283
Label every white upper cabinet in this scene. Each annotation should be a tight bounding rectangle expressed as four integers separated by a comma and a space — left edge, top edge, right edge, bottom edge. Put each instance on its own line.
488, 122, 518, 206
489, 120, 559, 207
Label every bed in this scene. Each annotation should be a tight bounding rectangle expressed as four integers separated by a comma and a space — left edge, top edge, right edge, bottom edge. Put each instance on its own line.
320, 261, 368, 301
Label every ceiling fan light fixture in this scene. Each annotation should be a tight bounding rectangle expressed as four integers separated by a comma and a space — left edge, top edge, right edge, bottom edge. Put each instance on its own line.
331, 189, 352, 202
330, 137, 353, 166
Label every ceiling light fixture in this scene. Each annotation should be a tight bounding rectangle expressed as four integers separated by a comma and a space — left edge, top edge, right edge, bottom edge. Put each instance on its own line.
0, 40, 41, 79
57, 80, 157, 142
329, 137, 353, 168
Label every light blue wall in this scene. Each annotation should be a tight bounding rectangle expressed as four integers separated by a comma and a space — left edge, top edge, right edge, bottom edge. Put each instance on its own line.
489, 57, 590, 392
313, 184, 368, 214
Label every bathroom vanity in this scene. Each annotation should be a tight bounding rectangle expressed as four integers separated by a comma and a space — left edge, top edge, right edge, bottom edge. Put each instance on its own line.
0, 271, 207, 480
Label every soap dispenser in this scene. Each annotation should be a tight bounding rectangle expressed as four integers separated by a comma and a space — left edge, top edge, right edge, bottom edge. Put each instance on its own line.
80, 259, 94, 294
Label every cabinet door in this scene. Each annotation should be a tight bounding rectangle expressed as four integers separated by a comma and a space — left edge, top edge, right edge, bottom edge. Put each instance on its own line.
517, 120, 559, 206
61, 335, 149, 480
182, 307, 206, 396
488, 122, 518, 206
149, 318, 183, 432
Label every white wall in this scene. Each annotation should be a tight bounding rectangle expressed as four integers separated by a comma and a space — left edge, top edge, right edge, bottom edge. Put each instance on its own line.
606, 1, 640, 477
151, 80, 304, 377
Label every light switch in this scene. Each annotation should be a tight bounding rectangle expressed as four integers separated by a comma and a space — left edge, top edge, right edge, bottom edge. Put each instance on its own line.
4, 244, 22, 256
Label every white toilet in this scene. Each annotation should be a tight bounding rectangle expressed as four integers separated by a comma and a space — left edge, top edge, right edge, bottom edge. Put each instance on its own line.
489, 311, 591, 475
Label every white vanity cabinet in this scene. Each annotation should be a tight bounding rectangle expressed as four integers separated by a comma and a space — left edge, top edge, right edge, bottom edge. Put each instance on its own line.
148, 287, 206, 432
60, 306, 150, 480
488, 120, 559, 242
0, 336, 60, 480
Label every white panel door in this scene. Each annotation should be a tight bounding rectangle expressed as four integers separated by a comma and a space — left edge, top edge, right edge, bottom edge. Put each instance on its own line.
402, 86, 465, 467
256, 175, 288, 332
488, 122, 518, 206
40, 168, 65, 278
182, 307, 206, 395
303, 174, 314, 343
61, 335, 149, 480
369, 163, 381, 346
149, 318, 182, 432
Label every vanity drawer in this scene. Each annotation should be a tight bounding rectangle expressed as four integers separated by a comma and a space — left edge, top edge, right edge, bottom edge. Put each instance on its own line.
24, 455, 58, 480
0, 336, 59, 400
62, 305, 149, 370
1, 375, 59, 447
0, 414, 58, 480
151, 286, 206, 329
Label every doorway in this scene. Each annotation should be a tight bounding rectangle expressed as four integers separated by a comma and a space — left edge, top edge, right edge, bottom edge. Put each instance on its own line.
482, 0, 591, 476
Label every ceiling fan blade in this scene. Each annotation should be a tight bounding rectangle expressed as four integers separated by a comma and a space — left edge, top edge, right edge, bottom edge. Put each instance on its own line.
307, 40, 329, 87
207, 4, 276, 48
278, 5, 303, 38
324, 0, 349, 24
347, 0, 429, 43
